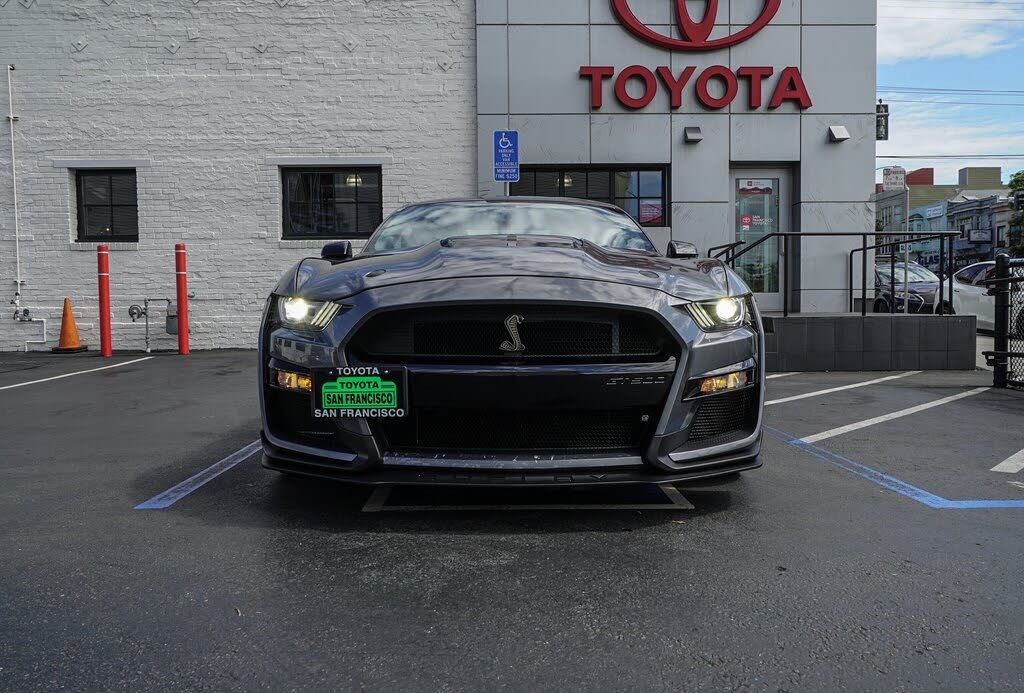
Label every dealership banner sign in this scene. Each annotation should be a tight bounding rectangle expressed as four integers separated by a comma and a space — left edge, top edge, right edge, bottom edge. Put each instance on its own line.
581, 0, 812, 111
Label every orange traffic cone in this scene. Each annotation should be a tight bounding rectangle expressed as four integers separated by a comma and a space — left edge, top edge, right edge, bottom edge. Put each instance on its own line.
52, 298, 88, 353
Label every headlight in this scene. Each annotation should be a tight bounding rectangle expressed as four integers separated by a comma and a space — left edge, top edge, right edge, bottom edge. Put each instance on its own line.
683, 297, 748, 331
275, 296, 343, 330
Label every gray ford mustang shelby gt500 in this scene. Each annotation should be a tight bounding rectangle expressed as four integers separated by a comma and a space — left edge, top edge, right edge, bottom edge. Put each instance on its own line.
259, 198, 765, 486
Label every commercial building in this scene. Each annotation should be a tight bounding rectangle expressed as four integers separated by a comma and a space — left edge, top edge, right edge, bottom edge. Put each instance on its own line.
875, 168, 1010, 270
946, 192, 1015, 268
1, 0, 878, 351
873, 167, 1002, 236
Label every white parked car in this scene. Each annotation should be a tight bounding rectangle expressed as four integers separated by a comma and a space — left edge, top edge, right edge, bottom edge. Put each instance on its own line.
951, 261, 1024, 335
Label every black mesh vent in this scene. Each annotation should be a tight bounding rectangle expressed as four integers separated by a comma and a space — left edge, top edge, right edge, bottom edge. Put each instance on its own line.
349, 306, 672, 363
266, 388, 337, 446
685, 388, 758, 446
377, 409, 649, 453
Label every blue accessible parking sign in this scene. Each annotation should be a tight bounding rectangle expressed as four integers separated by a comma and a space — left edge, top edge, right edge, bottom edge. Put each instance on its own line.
493, 130, 519, 184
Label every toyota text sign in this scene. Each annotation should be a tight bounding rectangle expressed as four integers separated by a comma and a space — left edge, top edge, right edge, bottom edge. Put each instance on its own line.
580, 0, 811, 111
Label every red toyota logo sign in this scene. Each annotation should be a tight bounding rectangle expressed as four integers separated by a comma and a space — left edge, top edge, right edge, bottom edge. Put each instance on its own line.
612, 0, 781, 51
579, 0, 811, 111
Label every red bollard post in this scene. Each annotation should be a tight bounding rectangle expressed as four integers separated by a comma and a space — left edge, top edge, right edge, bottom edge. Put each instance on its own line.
175, 243, 190, 355
97, 244, 112, 357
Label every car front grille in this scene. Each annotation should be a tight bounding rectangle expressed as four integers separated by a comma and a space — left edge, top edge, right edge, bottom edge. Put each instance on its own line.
680, 388, 759, 449
348, 305, 674, 363
376, 408, 650, 453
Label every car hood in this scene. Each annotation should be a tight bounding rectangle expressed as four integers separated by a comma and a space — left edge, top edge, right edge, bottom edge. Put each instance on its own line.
280, 236, 743, 302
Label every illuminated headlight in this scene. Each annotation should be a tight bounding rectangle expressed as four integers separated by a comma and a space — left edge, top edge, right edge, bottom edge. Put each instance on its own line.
684, 297, 748, 331
275, 296, 343, 330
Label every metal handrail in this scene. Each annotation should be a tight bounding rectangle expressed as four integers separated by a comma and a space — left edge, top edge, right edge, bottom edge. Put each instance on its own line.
848, 233, 958, 316
707, 241, 745, 262
711, 231, 961, 317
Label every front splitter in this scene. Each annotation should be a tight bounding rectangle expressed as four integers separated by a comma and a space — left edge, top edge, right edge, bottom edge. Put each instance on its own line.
262, 437, 762, 487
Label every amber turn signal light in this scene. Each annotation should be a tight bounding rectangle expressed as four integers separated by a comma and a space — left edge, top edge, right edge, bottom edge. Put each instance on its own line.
274, 369, 312, 393
698, 370, 748, 395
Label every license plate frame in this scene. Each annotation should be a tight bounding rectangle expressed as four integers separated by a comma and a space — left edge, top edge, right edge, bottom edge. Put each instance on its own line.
311, 367, 408, 419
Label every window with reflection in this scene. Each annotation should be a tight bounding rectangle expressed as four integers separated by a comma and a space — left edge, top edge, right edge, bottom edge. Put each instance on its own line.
510, 166, 667, 227
76, 170, 139, 242
281, 168, 382, 239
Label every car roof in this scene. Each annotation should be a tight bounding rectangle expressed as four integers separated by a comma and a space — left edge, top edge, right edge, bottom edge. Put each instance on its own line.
958, 261, 995, 271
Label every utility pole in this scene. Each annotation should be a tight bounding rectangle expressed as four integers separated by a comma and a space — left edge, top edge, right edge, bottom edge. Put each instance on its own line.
904, 186, 910, 313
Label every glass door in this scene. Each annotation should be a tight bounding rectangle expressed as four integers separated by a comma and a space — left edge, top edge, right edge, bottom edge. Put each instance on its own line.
731, 170, 791, 312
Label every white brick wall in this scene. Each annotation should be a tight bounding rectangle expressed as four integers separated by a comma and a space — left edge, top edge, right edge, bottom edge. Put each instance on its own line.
0, 0, 477, 351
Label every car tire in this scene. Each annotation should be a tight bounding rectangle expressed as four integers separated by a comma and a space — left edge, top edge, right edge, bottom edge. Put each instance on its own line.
940, 302, 954, 315
874, 299, 889, 314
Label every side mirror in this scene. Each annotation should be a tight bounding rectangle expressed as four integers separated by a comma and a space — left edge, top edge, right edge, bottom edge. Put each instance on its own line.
667, 241, 699, 259
321, 241, 353, 262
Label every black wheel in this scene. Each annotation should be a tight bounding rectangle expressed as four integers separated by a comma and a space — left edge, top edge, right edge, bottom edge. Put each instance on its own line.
874, 299, 889, 314
940, 302, 954, 315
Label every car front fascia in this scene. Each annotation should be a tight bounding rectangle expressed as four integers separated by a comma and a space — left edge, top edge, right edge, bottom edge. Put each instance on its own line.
259, 275, 764, 481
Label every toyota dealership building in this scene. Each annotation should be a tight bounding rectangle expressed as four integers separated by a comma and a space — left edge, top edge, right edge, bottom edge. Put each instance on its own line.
0, 0, 876, 351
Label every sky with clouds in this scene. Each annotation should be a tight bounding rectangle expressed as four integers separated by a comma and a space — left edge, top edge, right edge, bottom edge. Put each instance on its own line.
876, 0, 1024, 185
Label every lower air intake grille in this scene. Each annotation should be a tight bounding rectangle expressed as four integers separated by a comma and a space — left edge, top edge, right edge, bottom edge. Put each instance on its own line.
378, 409, 648, 453
684, 388, 758, 447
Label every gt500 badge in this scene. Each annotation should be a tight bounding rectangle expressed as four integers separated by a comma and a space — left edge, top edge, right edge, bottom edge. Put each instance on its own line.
313, 367, 407, 418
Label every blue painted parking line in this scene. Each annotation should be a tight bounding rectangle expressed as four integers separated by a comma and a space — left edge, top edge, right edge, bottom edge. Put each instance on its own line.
765, 426, 1024, 509
135, 440, 261, 510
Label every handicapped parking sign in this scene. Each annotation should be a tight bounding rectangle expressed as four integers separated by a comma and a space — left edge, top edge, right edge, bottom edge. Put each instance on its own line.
493, 130, 519, 183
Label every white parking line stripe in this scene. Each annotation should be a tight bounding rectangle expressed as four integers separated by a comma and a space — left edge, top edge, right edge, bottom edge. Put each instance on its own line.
766, 372, 800, 380
765, 371, 921, 406
797, 387, 991, 444
0, 356, 154, 391
135, 440, 261, 509
992, 448, 1024, 474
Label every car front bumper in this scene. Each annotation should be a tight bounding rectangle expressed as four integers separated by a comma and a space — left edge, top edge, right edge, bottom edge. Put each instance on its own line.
258, 277, 765, 486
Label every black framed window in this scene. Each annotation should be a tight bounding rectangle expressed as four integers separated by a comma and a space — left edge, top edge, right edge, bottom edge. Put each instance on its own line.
282, 167, 383, 239
510, 166, 668, 227
76, 169, 139, 242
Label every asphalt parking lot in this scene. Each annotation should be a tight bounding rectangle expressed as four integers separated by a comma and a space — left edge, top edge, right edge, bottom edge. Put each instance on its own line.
2, 352, 1023, 690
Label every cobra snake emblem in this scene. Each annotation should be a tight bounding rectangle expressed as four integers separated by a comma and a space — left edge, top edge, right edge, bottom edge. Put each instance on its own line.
499, 314, 526, 353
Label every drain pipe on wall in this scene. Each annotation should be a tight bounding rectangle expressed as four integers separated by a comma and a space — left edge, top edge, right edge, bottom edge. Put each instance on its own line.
7, 65, 23, 310
8, 66, 46, 352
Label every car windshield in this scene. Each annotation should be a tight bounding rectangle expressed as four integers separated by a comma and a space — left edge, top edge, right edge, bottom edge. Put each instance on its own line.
878, 264, 939, 283
364, 201, 657, 254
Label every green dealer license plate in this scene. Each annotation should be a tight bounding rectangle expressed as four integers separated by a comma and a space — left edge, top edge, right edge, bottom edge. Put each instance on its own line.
312, 367, 407, 419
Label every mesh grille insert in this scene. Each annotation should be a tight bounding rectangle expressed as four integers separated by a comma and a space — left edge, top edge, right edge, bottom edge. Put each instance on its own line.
685, 388, 758, 446
349, 306, 672, 363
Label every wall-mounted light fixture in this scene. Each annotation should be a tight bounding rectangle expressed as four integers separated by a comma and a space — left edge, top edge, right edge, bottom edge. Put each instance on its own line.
683, 126, 703, 144
828, 125, 851, 143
